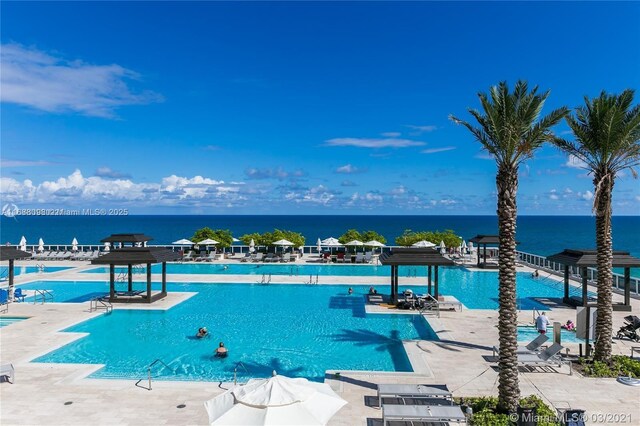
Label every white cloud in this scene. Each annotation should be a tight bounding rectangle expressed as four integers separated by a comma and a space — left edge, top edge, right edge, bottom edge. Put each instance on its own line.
406, 125, 437, 134
381, 132, 401, 137
245, 167, 305, 180
94, 167, 131, 179
1, 159, 52, 167
335, 164, 366, 174
565, 155, 588, 169
578, 190, 594, 201
421, 146, 456, 154
475, 152, 494, 160
1, 43, 162, 118
549, 189, 559, 200
324, 138, 425, 148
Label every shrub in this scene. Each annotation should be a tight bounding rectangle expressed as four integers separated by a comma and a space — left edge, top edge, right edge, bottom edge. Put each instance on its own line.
191, 228, 234, 248
580, 355, 640, 378
458, 395, 560, 426
395, 229, 462, 247
239, 229, 305, 248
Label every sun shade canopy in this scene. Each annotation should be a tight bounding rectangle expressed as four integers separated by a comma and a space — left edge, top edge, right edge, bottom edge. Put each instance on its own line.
379, 248, 455, 266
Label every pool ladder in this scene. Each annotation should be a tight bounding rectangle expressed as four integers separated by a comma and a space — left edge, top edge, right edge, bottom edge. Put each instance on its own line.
36, 264, 45, 273
32, 289, 54, 304
258, 274, 271, 284
305, 274, 319, 285
136, 358, 173, 391
89, 296, 113, 314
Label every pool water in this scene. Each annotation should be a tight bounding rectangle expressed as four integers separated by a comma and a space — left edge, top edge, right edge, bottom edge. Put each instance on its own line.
517, 326, 584, 343
33, 284, 435, 382
0, 266, 71, 277
0, 316, 29, 327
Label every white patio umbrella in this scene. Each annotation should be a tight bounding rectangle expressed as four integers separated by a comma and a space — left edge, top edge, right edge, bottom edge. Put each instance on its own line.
172, 238, 195, 245
411, 240, 435, 248
343, 240, 363, 246
104, 241, 110, 252
38, 238, 44, 253
19, 236, 27, 251
439, 240, 446, 254
364, 240, 386, 254
321, 237, 341, 246
204, 373, 347, 426
249, 239, 255, 253
198, 239, 219, 245
71, 237, 79, 252
272, 239, 294, 246
232, 238, 241, 243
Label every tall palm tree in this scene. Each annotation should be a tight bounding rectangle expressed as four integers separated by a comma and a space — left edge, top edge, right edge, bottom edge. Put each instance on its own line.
450, 81, 567, 413
554, 90, 640, 362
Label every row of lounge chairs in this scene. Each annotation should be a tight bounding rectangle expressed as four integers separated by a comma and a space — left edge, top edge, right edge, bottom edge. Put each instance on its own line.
26, 250, 105, 261
492, 334, 571, 374
322, 252, 374, 263
377, 383, 467, 424
240, 253, 298, 263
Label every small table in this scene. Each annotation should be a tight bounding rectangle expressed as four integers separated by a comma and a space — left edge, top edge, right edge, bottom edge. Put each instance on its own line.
377, 384, 453, 408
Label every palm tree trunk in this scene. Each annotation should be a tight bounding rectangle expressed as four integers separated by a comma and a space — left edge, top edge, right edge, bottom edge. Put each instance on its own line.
593, 171, 614, 362
496, 164, 520, 413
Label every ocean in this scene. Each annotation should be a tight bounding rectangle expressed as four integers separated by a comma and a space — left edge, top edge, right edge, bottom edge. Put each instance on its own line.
1, 215, 638, 259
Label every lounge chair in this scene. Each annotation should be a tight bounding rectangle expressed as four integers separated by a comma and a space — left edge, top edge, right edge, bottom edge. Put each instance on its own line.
336, 252, 345, 263
382, 404, 466, 425
0, 363, 15, 383
364, 252, 373, 263
355, 253, 364, 263
517, 343, 570, 373
203, 253, 217, 262
377, 384, 453, 408
252, 253, 264, 263
493, 334, 549, 357
240, 253, 252, 262
322, 253, 331, 263
13, 288, 26, 302
288, 253, 297, 262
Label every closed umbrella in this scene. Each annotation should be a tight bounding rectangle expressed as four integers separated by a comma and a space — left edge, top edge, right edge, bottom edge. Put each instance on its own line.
38, 238, 44, 253
71, 237, 79, 252
204, 373, 347, 426
249, 239, 255, 253
104, 241, 110, 252
316, 238, 322, 255
439, 240, 446, 254
19, 236, 27, 251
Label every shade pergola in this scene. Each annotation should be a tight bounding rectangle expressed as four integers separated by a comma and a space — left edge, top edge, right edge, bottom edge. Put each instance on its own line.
547, 249, 640, 311
92, 235, 180, 303
0, 246, 32, 301
468, 235, 500, 269
100, 233, 153, 248
379, 248, 455, 303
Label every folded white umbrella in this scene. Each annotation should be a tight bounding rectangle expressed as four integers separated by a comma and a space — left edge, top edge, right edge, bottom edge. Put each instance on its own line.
204, 373, 347, 426
249, 239, 255, 253
38, 238, 44, 253
412, 240, 436, 248
104, 242, 110, 252
272, 239, 294, 246
71, 237, 79, 252
316, 238, 322, 252
198, 239, 219, 245
19, 236, 27, 251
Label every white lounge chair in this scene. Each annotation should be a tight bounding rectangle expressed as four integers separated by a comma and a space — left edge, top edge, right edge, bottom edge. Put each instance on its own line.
364, 252, 373, 263
517, 343, 570, 373
0, 363, 15, 383
355, 253, 364, 263
382, 404, 466, 424
377, 384, 453, 408
493, 334, 549, 357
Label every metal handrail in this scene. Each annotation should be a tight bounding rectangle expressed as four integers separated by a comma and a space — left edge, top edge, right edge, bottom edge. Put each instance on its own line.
89, 296, 113, 314
32, 289, 54, 304
136, 358, 174, 391
419, 294, 440, 318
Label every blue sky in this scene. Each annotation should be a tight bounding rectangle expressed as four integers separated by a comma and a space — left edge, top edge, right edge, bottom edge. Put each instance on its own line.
1, 1, 639, 215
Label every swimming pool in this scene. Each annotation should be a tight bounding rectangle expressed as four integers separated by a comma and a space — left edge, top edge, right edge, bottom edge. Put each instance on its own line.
33, 283, 435, 382
517, 326, 584, 343
0, 316, 29, 328
18, 268, 592, 310
0, 265, 71, 277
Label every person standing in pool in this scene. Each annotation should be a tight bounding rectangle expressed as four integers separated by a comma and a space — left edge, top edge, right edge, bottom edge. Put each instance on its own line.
535, 312, 549, 334
215, 342, 228, 358
348, 287, 353, 295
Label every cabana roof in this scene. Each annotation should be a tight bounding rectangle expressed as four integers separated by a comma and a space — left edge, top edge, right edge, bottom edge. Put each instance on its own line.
100, 233, 153, 243
91, 247, 180, 265
468, 235, 500, 244
547, 249, 640, 268
379, 248, 455, 266
0, 246, 32, 261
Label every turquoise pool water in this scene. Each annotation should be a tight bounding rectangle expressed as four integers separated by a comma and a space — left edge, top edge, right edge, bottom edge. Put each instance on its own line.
0, 316, 29, 327
18, 267, 592, 310
33, 284, 435, 381
0, 266, 71, 277
517, 326, 584, 343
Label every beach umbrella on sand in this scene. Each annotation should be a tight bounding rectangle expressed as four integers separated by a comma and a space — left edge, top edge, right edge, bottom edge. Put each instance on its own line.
249, 239, 255, 253
204, 372, 347, 426
71, 238, 79, 252
38, 238, 44, 253
412, 240, 435, 248
19, 236, 27, 251
173, 238, 195, 245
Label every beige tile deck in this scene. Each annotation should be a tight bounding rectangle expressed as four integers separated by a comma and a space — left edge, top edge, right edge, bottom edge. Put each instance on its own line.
1, 259, 639, 425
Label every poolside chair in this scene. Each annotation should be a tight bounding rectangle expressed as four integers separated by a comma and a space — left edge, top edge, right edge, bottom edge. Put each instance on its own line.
182, 251, 195, 262
382, 404, 466, 425
517, 342, 569, 373
336, 252, 345, 263
377, 384, 453, 408
0, 363, 15, 383
492, 334, 549, 356
364, 252, 373, 263
240, 253, 252, 262
323, 252, 331, 263
252, 253, 264, 262
288, 253, 297, 262
13, 288, 26, 302
355, 253, 364, 263
204, 252, 217, 262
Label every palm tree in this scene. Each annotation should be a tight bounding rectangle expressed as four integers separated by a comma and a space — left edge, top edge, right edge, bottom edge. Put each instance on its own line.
554, 90, 640, 362
450, 81, 567, 413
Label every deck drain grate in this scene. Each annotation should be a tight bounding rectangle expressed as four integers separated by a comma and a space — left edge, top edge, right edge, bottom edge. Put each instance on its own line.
177, 404, 186, 409
64, 401, 73, 405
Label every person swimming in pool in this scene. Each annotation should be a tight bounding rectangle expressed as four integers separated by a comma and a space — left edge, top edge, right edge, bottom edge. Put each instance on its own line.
196, 327, 208, 338
348, 287, 353, 295
215, 342, 228, 358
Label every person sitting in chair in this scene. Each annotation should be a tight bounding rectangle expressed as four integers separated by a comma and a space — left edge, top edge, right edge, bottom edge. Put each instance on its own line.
196, 327, 208, 338
563, 320, 575, 331
215, 342, 228, 358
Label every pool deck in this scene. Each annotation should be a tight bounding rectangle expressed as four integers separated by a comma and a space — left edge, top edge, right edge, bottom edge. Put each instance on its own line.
1, 259, 639, 425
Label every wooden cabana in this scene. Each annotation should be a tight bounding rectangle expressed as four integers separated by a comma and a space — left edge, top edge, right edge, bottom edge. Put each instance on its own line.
468, 235, 500, 269
100, 233, 153, 248
547, 249, 640, 312
92, 234, 179, 304
0, 246, 32, 301
379, 247, 455, 303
